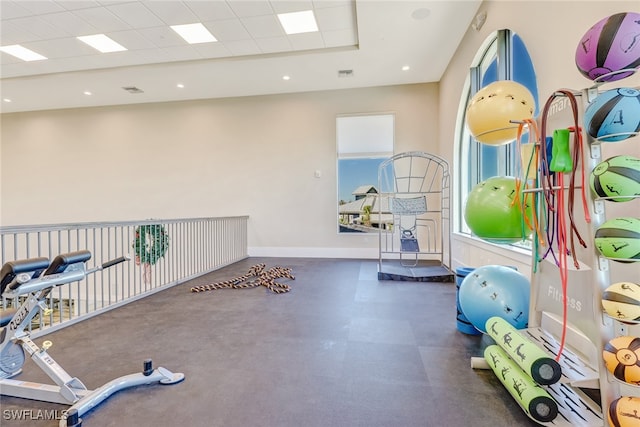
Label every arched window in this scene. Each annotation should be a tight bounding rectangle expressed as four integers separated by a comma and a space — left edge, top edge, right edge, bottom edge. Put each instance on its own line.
454, 29, 538, 244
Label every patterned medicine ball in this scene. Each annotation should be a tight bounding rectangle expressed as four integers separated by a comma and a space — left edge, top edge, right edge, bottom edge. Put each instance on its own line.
603, 336, 640, 385
608, 396, 640, 427
575, 12, 640, 82
584, 87, 640, 142
590, 155, 640, 202
602, 281, 640, 323
594, 217, 640, 262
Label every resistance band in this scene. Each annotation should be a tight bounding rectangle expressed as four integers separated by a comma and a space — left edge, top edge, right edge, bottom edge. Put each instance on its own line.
538, 89, 591, 362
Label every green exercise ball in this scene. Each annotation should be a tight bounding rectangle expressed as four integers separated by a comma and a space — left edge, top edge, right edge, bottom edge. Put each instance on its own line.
464, 176, 532, 244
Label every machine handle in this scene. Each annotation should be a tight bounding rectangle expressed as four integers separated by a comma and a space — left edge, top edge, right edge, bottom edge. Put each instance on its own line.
101, 255, 130, 270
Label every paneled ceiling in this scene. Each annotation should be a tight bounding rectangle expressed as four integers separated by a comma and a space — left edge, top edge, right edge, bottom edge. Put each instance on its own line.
0, 0, 482, 113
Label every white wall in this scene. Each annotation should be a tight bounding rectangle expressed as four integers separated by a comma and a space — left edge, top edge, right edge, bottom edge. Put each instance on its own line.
439, 0, 640, 272
1, 83, 439, 258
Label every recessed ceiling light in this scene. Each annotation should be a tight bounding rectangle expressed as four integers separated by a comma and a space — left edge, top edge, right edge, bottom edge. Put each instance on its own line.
402, 65, 410, 71
83, 91, 92, 96
171, 23, 217, 44
177, 83, 185, 88
0, 45, 47, 61
282, 75, 290, 81
277, 10, 318, 35
77, 34, 127, 53
3, 98, 12, 103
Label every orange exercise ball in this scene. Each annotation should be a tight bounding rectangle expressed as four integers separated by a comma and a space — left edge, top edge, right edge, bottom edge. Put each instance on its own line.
466, 80, 535, 146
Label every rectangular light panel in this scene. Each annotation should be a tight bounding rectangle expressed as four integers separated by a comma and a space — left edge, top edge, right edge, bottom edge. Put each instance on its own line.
77, 34, 127, 53
0, 45, 47, 61
171, 23, 217, 44
277, 10, 318, 35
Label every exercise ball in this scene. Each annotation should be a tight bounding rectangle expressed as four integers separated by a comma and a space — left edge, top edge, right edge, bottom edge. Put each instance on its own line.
603, 336, 640, 384
594, 217, 640, 262
602, 281, 640, 323
458, 265, 530, 333
466, 80, 535, 145
464, 176, 532, 244
575, 12, 640, 82
609, 396, 640, 427
590, 155, 640, 202
584, 87, 640, 142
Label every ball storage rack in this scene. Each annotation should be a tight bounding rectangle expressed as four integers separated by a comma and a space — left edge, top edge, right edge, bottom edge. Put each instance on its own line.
490, 79, 639, 426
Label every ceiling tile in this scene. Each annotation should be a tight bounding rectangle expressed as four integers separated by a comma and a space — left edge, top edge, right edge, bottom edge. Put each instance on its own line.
72, 6, 131, 32
73, 50, 136, 72
46, 55, 103, 74
55, 1, 102, 11
136, 26, 188, 48
228, 1, 273, 18
269, 0, 313, 14
191, 42, 232, 59
183, 1, 236, 22
0, 1, 35, 20
0, 20, 41, 45
224, 39, 261, 56
143, 1, 199, 25
241, 14, 284, 39
288, 32, 325, 50
26, 38, 97, 60
159, 45, 202, 62
106, 2, 165, 28
0, 60, 51, 78
322, 28, 358, 48
312, 0, 351, 9
8, 16, 70, 40
109, 30, 158, 50
39, 11, 98, 37
315, 4, 355, 32
0, 52, 22, 66
255, 36, 292, 54
14, 0, 66, 15
205, 19, 251, 42
125, 48, 171, 65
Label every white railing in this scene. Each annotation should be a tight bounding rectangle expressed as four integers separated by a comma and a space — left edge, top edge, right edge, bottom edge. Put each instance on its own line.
1, 216, 248, 335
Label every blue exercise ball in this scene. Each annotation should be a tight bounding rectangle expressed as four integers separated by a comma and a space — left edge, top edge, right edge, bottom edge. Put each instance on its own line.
458, 265, 530, 333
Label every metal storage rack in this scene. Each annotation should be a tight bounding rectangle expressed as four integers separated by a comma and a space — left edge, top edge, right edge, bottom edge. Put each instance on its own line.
523, 84, 639, 426
377, 151, 453, 281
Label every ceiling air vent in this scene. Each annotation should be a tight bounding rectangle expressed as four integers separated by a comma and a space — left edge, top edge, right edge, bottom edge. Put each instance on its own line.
338, 69, 354, 78
122, 86, 144, 94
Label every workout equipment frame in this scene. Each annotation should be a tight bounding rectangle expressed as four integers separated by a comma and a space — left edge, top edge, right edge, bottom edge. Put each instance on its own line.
0, 250, 184, 427
377, 151, 452, 279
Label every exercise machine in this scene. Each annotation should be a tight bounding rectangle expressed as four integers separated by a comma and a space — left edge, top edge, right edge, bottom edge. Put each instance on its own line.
0, 250, 185, 427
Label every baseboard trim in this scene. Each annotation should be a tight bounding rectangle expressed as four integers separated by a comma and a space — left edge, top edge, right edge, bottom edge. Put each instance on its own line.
248, 247, 379, 259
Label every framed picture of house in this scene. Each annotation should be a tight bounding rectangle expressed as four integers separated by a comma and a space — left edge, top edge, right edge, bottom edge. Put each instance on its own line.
336, 114, 394, 233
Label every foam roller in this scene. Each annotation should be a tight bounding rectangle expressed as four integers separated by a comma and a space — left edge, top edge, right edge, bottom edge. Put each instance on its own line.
485, 316, 562, 385
484, 345, 559, 423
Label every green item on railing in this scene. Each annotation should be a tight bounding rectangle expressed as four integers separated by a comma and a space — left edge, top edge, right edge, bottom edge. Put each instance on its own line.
133, 224, 169, 265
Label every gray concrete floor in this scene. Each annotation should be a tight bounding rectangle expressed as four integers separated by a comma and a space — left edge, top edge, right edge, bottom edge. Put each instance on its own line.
1, 258, 542, 427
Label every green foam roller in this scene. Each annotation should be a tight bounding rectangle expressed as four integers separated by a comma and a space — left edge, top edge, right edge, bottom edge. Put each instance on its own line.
485, 316, 562, 385
484, 345, 559, 423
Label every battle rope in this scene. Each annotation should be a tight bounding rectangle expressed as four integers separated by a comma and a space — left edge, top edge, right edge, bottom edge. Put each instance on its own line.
190, 264, 295, 294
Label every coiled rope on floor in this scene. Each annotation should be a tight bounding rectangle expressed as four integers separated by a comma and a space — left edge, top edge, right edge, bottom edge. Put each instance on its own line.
190, 264, 295, 294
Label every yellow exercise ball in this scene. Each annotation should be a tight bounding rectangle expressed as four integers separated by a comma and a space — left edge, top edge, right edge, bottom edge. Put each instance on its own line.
466, 80, 535, 146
